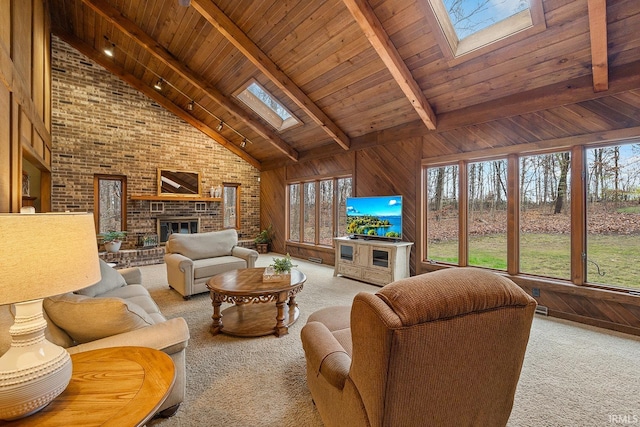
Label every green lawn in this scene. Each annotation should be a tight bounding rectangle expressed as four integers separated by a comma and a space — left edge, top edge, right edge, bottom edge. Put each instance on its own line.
428, 233, 640, 289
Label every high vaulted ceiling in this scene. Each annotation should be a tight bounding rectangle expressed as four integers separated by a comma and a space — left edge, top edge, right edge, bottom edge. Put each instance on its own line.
49, 0, 640, 170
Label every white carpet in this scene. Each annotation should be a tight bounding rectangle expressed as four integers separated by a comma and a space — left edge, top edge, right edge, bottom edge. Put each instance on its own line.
138, 255, 640, 427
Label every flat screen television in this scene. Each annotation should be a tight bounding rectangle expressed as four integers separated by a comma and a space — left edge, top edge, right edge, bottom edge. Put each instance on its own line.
346, 195, 403, 240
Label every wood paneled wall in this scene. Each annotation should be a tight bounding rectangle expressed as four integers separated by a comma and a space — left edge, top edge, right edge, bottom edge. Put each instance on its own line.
354, 139, 420, 275
0, 0, 52, 213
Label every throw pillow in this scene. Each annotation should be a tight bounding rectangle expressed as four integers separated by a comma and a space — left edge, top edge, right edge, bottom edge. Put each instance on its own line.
75, 258, 127, 297
43, 293, 154, 344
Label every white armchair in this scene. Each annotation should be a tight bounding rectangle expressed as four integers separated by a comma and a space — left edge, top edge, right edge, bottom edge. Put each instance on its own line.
164, 229, 259, 299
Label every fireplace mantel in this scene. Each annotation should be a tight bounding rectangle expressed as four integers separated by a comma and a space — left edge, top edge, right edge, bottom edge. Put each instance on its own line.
132, 195, 221, 202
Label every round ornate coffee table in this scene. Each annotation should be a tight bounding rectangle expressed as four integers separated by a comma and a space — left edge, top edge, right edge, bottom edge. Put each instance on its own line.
206, 267, 306, 337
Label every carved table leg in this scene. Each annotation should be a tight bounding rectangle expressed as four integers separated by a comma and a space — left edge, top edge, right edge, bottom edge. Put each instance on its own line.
275, 291, 288, 337
210, 292, 223, 335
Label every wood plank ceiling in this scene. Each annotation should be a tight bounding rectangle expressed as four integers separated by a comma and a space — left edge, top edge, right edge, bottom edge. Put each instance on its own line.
48, 0, 640, 170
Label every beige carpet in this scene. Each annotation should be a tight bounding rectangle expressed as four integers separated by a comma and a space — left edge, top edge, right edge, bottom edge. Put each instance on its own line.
139, 256, 640, 427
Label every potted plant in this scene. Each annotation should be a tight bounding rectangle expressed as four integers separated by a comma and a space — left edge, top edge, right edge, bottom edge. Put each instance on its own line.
101, 230, 127, 253
254, 225, 273, 254
263, 253, 297, 282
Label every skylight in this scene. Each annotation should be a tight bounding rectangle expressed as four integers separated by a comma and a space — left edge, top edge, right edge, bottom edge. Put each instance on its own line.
444, 0, 529, 40
235, 80, 301, 132
426, 0, 544, 60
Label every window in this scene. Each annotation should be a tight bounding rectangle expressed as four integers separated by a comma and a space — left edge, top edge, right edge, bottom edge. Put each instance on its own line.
468, 159, 508, 270
519, 152, 571, 279
336, 178, 352, 238
223, 183, 240, 229
287, 177, 352, 246
423, 141, 640, 292
235, 79, 301, 132
93, 174, 127, 234
424, 0, 545, 59
303, 182, 316, 244
586, 143, 640, 289
289, 184, 300, 242
319, 180, 334, 246
426, 164, 459, 264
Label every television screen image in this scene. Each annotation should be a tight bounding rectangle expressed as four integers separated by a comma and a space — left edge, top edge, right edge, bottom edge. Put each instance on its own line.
346, 195, 403, 239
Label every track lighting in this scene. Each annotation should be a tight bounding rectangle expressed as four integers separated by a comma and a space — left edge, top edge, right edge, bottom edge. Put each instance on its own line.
119, 48, 250, 147
103, 44, 114, 57
178, 0, 191, 6
103, 36, 115, 57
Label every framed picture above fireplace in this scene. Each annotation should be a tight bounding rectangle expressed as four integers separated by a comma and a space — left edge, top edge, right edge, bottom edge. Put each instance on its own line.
157, 169, 201, 197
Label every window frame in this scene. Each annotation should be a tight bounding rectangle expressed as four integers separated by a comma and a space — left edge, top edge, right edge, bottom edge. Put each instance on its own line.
222, 182, 241, 230
422, 139, 640, 293
93, 174, 127, 234
234, 78, 302, 132
286, 176, 352, 248
422, 0, 546, 65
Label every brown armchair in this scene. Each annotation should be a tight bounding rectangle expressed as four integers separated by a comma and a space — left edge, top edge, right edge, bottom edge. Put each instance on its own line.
301, 268, 537, 427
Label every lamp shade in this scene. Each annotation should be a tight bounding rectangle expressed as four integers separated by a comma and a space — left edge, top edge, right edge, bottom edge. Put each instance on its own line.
0, 213, 101, 305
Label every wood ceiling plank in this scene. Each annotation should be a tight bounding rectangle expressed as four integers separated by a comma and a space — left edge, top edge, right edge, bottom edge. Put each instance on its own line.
79, 0, 298, 162
435, 59, 640, 132
587, 0, 609, 92
256, 1, 323, 54
342, 0, 436, 130
266, 1, 347, 68
305, 51, 384, 100
288, 28, 372, 87
191, 0, 351, 150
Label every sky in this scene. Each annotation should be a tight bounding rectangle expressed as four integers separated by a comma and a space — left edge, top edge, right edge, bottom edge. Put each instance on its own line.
442, 0, 529, 39
346, 196, 403, 217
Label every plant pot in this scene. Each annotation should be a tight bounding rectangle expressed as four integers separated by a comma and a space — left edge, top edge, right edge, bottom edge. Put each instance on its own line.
262, 267, 290, 282
104, 241, 122, 253
256, 243, 269, 254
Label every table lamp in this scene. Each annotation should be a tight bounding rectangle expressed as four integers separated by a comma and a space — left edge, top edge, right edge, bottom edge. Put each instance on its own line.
0, 213, 101, 420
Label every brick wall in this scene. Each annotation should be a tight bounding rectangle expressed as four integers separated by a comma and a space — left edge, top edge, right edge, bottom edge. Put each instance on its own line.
51, 36, 261, 249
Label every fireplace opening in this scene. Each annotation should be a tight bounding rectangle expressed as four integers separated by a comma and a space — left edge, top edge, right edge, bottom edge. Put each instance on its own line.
157, 217, 201, 244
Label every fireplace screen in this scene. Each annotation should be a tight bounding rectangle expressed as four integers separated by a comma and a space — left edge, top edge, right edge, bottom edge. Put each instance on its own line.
158, 217, 200, 244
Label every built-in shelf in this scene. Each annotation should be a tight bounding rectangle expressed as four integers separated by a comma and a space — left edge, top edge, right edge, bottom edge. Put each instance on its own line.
131, 195, 222, 202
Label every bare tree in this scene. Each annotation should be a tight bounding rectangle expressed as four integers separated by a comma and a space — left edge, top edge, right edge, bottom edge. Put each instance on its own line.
554, 152, 570, 214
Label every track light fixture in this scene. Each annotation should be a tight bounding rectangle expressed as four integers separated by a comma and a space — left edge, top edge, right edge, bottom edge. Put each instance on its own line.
216, 121, 224, 132
103, 44, 114, 57
178, 0, 191, 6
103, 36, 115, 57
240, 138, 247, 148
187, 100, 194, 111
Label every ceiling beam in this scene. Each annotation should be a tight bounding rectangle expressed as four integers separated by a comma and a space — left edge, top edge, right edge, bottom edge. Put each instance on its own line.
587, 0, 609, 92
190, 0, 351, 150
342, 0, 437, 130
80, 0, 298, 162
54, 31, 262, 170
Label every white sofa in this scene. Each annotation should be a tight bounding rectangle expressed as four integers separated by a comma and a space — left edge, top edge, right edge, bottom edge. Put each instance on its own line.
164, 229, 259, 299
40, 259, 190, 417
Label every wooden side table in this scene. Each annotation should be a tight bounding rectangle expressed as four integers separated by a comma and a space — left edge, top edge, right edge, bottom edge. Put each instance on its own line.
0, 346, 175, 427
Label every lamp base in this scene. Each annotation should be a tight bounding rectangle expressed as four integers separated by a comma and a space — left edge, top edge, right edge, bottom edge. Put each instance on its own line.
0, 299, 72, 420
